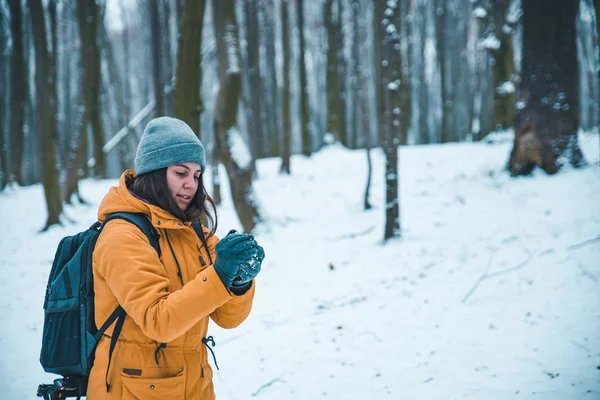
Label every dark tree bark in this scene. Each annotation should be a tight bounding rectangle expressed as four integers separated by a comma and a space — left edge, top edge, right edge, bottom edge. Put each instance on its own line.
150, 0, 165, 116
244, 0, 265, 159
8, 0, 27, 185
595, 0, 600, 139
29, 0, 63, 228
380, 1, 402, 240
325, 0, 346, 146
491, 0, 515, 132
399, 0, 412, 145
509, 0, 585, 175
297, 0, 312, 156
174, 0, 206, 137
354, 0, 372, 209
89, 1, 105, 178
280, 0, 291, 174
64, 0, 101, 202
0, 11, 8, 189
261, 0, 280, 158
212, 0, 261, 232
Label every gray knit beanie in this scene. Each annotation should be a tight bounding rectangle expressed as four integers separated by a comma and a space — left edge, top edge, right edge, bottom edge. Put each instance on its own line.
135, 116, 206, 175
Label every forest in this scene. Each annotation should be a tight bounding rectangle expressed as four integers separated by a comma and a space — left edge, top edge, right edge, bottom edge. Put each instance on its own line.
0, 0, 599, 237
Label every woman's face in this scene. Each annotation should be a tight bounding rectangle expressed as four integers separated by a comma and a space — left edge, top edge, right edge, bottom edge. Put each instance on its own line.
166, 162, 202, 211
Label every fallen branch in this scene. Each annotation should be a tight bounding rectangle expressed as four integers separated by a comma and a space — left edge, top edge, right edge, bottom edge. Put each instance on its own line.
252, 376, 285, 397
327, 226, 375, 241
567, 235, 600, 251
462, 250, 533, 304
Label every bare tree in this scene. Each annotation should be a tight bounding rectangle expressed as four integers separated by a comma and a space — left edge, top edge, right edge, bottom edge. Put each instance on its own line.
373, 1, 385, 146
353, 0, 372, 209
490, 0, 515, 132
174, 0, 206, 137
0, 8, 8, 189
380, 1, 402, 240
325, 0, 347, 145
244, 0, 265, 159
280, 0, 291, 174
509, 0, 585, 175
212, 0, 262, 232
8, 0, 27, 186
28, 0, 62, 228
64, 0, 102, 202
149, 0, 165, 116
297, 0, 312, 156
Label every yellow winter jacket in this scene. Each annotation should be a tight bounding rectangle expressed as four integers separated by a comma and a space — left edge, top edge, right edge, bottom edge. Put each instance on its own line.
86, 170, 255, 400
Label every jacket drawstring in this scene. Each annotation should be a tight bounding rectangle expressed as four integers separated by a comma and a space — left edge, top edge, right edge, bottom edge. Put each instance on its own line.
154, 342, 167, 369
202, 336, 219, 370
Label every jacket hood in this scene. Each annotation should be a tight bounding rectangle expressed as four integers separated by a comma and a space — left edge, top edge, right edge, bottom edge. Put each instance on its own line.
98, 170, 188, 229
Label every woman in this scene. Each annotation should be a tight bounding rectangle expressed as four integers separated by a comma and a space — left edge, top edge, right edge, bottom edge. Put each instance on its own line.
87, 117, 263, 399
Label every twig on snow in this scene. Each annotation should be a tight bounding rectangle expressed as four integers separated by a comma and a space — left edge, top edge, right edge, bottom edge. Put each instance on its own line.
567, 235, 600, 251
462, 250, 533, 304
327, 226, 375, 241
252, 376, 285, 397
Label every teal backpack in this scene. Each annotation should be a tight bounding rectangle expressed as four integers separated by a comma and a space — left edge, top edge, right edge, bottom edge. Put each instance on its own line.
37, 213, 160, 399
37, 212, 212, 399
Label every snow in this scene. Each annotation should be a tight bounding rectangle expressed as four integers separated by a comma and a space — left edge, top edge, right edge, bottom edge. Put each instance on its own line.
496, 81, 515, 95
224, 24, 240, 74
226, 127, 252, 171
1, 133, 600, 399
473, 7, 488, 18
481, 35, 501, 50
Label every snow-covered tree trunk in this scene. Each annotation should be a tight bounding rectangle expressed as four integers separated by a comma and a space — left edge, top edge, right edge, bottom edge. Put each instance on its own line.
212, 0, 261, 232
29, 0, 62, 228
509, 0, 585, 175
8, 0, 27, 185
380, 0, 402, 240
174, 0, 206, 137
280, 0, 291, 174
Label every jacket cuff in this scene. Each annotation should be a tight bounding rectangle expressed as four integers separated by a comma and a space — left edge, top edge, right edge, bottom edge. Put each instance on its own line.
229, 280, 252, 296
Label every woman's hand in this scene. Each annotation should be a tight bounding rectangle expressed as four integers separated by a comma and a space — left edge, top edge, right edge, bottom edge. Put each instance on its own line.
213, 232, 256, 287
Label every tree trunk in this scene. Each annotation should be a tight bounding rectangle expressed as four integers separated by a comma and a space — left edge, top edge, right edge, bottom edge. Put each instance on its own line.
0, 14, 7, 189
399, 0, 412, 145
491, 0, 515, 132
595, 0, 600, 140
89, 1, 104, 178
354, 0, 372, 209
174, 0, 206, 137
297, 0, 312, 156
244, 0, 265, 159
325, 0, 345, 145
212, 0, 261, 232
29, 0, 63, 228
509, 0, 585, 175
8, 0, 27, 185
261, 0, 280, 158
280, 0, 291, 174
150, 0, 165, 116
373, 1, 385, 146
381, 1, 402, 240
65, 0, 99, 203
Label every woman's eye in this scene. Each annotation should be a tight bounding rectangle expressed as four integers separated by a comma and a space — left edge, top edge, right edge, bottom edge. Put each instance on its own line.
176, 172, 186, 177
194, 175, 200, 181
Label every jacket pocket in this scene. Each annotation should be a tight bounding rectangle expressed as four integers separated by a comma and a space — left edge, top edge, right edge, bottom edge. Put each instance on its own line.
121, 370, 184, 400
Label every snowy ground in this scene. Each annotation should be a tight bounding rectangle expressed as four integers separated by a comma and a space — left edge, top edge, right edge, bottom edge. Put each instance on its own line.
0, 133, 599, 399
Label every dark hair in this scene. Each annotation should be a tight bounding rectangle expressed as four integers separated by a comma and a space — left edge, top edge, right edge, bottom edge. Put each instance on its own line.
131, 168, 218, 238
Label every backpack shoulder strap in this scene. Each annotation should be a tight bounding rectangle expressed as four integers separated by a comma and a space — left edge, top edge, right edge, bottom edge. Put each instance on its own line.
192, 221, 213, 265
102, 212, 161, 258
